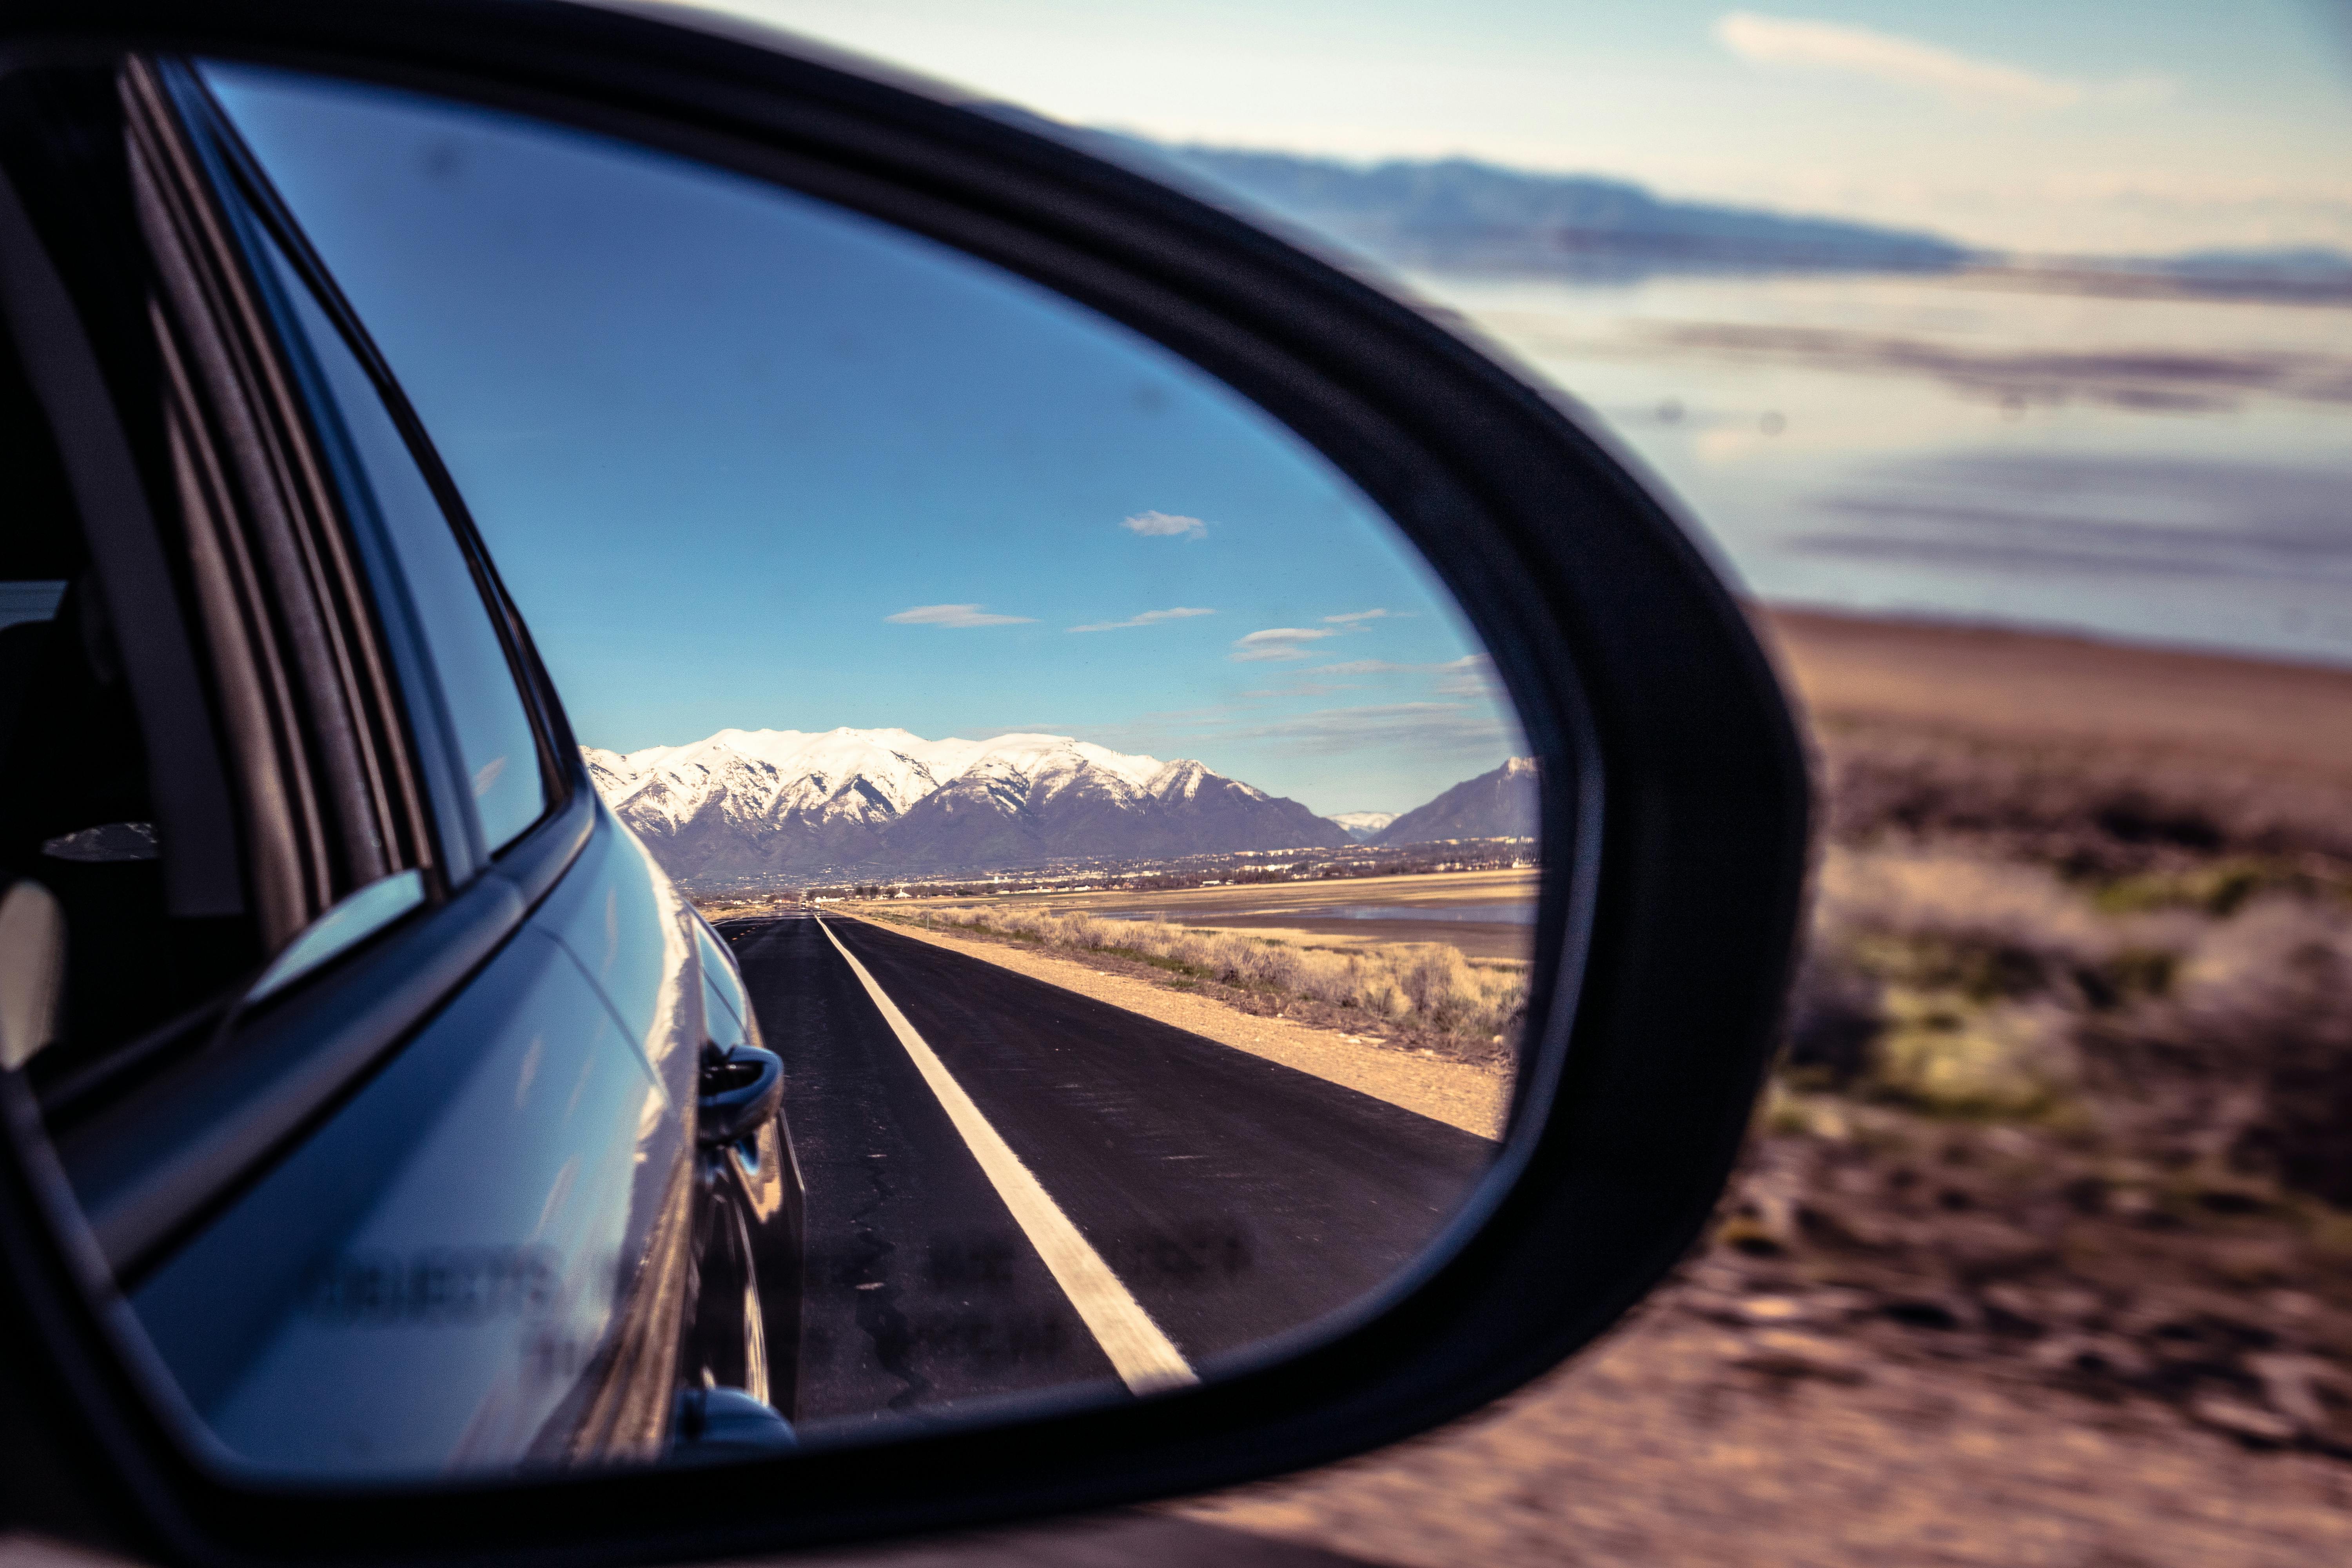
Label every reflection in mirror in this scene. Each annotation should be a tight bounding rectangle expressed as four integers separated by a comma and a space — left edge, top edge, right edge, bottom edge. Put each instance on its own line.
26, 57, 1545, 1479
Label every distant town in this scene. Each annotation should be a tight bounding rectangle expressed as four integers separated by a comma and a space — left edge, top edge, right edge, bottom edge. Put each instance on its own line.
695, 838, 1535, 912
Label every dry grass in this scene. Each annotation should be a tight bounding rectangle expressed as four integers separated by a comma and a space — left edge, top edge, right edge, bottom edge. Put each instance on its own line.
873, 904, 1529, 1057
1793, 831, 2352, 1205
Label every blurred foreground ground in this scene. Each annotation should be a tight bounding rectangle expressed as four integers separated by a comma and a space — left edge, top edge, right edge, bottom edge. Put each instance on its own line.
807, 606, 2352, 1566
1170, 1283, 2352, 1568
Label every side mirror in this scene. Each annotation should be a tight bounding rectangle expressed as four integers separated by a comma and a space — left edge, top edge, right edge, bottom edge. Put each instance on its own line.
0, 3, 1806, 1563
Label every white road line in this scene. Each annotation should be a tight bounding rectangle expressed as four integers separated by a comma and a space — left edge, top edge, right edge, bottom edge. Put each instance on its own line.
815, 917, 1198, 1396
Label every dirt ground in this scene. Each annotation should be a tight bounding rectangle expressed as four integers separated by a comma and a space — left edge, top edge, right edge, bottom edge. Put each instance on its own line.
1168, 1283, 2352, 1568
1760, 607, 2352, 783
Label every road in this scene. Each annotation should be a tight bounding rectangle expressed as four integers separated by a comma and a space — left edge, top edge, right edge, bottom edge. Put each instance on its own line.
714, 911, 1495, 1437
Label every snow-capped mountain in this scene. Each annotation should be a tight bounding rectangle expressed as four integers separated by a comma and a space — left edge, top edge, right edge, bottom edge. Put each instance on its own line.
584, 727, 1347, 886
1325, 811, 1397, 843
1376, 757, 1538, 844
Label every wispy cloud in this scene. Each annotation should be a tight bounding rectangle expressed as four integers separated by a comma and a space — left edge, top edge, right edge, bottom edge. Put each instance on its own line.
1230, 627, 1338, 662
1239, 681, 1358, 699
1322, 608, 1398, 624
1434, 653, 1504, 699
1068, 606, 1217, 633
1081, 699, 1515, 763
1308, 659, 1412, 676
1122, 510, 1209, 539
1229, 702, 1512, 755
884, 603, 1037, 627
1714, 11, 2134, 111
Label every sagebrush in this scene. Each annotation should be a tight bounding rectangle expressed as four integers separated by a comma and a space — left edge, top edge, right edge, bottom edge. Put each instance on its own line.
881, 905, 1527, 1056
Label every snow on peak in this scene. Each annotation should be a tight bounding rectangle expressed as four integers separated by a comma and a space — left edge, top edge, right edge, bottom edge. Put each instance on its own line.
1327, 811, 1397, 833
960, 733, 1166, 793
584, 726, 1172, 812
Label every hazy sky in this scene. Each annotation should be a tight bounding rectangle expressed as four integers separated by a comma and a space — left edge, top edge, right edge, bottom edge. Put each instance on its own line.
672, 1, 2352, 255
210, 65, 1514, 817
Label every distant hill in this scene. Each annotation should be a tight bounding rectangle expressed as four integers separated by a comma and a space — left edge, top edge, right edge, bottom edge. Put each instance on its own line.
1326, 811, 1396, 843
2153, 246, 2352, 284
1098, 136, 2347, 296
1378, 757, 1539, 844
1122, 140, 1973, 279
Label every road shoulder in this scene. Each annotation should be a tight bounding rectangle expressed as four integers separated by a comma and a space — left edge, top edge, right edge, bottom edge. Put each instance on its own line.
828, 915, 1507, 1140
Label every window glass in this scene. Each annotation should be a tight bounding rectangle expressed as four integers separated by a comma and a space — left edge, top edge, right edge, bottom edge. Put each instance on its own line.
260, 237, 548, 856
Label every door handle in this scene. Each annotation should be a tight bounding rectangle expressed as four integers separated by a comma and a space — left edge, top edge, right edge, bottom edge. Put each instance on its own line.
698, 1043, 782, 1148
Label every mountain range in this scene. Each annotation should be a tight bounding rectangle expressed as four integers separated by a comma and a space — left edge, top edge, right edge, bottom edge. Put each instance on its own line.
1102, 137, 2352, 296
1377, 756, 1539, 844
584, 728, 1347, 885
586, 730, 1539, 887
1116, 140, 1967, 280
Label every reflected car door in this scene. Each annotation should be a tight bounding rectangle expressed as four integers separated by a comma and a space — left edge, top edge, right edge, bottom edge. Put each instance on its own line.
105, 61, 707, 1477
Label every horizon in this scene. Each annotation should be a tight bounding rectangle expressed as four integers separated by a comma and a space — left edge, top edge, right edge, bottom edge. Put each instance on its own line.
682, 2, 2352, 257
1112, 137, 2352, 270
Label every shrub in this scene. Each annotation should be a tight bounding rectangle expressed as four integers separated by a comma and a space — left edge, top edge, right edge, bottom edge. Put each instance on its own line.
2082, 897, 2352, 1204
894, 904, 1526, 1051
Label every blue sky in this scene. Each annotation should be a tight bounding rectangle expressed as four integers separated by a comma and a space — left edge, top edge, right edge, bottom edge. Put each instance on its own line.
682, 1, 2352, 255
209, 65, 1514, 817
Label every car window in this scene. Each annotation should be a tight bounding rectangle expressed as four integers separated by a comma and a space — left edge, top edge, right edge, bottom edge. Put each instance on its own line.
254, 232, 549, 860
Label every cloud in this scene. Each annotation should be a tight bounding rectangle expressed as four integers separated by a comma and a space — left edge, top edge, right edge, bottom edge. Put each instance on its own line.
884, 603, 1037, 627
1714, 11, 2089, 110
1082, 699, 1515, 764
1230, 702, 1512, 755
1122, 510, 1209, 539
1432, 653, 1507, 699
1307, 659, 1412, 675
1322, 608, 1397, 624
1239, 681, 1357, 699
1230, 627, 1338, 662
1068, 606, 1217, 633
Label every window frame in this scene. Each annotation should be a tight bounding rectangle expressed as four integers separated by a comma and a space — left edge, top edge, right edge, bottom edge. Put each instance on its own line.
162, 57, 570, 885
24, 56, 597, 1285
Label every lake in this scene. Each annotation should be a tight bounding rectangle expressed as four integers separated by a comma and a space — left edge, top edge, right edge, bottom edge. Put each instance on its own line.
1409, 268, 2352, 668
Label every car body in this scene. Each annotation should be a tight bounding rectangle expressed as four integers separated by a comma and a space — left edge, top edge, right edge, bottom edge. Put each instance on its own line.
1, 54, 801, 1476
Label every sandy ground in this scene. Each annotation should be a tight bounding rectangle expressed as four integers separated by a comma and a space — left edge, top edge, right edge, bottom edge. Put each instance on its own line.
833, 914, 1508, 1141
1166, 1291, 2352, 1568
1760, 607, 2352, 782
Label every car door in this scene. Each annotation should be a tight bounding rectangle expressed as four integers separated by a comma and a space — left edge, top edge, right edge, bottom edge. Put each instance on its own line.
35, 56, 725, 1478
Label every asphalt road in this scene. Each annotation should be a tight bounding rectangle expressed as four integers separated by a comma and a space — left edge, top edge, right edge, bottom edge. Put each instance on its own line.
716, 911, 1495, 1436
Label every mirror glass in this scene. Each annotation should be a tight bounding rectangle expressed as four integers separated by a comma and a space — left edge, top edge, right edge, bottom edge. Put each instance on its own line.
24, 58, 1544, 1477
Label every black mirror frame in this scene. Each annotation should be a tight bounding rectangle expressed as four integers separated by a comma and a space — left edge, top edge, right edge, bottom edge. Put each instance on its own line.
0, 3, 1811, 1563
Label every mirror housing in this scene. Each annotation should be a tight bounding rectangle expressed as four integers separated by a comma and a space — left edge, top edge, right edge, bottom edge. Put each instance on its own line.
0, 0, 1809, 1561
